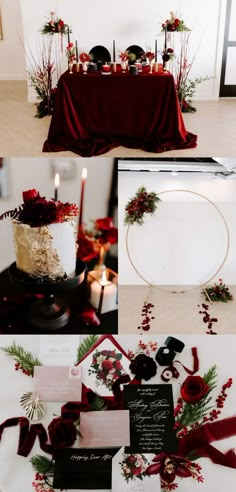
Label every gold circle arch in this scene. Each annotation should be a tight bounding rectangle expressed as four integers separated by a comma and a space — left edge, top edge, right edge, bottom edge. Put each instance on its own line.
126, 189, 230, 294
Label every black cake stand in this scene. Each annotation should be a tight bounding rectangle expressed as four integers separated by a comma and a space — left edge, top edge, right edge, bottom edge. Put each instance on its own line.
8, 260, 86, 330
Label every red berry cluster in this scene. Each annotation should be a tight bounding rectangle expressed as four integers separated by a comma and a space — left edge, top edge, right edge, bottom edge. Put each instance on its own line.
15, 362, 32, 376
173, 397, 183, 419
35, 473, 45, 481
216, 378, 233, 408
198, 303, 218, 334
137, 301, 155, 331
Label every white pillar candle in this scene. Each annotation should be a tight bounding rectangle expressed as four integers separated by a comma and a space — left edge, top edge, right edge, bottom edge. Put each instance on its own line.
90, 280, 117, 314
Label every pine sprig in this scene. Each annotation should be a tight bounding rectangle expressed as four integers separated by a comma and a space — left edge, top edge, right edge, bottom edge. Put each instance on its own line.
178, 366, 218, 428
0, 341, 43, 375
31, 455, 55, 476
90, 394, 107, 411
76, 335, 99, 363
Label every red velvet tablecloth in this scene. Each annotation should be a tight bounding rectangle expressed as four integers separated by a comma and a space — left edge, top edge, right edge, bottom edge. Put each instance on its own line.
43, 69, 197, 157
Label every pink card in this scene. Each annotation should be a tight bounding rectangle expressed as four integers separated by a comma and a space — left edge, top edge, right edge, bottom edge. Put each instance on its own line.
79, 410, 130, 448
33, 366, 82, 402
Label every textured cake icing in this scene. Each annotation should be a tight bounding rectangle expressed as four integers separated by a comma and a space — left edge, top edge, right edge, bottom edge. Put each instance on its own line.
12, 220, 76, 280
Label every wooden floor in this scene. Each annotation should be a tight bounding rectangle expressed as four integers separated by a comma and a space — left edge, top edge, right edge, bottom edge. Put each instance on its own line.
119, 285, 236, 334
1, 80, 236, 157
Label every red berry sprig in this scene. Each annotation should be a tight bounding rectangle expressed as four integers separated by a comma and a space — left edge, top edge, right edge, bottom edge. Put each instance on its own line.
198, 303, 218, 334
15, 362, 32, 376
137, 301, 155, 331
216, 378, 233, 409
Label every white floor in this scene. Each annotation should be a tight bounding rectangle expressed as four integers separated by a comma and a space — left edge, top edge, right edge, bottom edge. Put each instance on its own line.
119, 285, 236, 334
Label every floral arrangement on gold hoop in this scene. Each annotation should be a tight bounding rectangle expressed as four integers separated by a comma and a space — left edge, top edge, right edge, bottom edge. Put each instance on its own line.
41, 12, 69, 35
124, 186, 160, 226
162, 11, 190, 32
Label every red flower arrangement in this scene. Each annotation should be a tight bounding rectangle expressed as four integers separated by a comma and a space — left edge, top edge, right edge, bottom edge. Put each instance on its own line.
0, 189, 78, 227
119, 51, 129, 62
203, 278, 233, 303
88, 348, 126, 390
124, 186, 160, 225
146, 453, 203, 490
41, 12, 69, 35
77, 217, 118, 262
120, 453, 148, 483
79, 52, 91, 63
66, 42, 76, 63
162, 11, 190, 32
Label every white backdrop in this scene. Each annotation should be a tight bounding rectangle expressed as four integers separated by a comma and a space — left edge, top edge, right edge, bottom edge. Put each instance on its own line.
119, 171, 236, 285
0, 334, 236, 491
0, 0, 227, 100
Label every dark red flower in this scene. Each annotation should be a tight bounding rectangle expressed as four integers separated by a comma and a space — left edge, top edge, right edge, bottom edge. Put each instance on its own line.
146, 453, 196, 485
22, 189, 39, 202
95, 217, 114, 230
102, 359, 113, 371
79, 52, 90, 62
129, 353, 157, 381
58, 19, 64, 27
113, 360, 122, 370
181, 375, 209, 403
48, 418, 77, 449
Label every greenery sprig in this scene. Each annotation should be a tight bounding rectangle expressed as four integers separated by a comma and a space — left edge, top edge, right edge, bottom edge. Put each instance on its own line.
76, 334, 99, 363
177, 365, 218, 428
203, 278, 233, 303
0, 341, 43, 376
31, 455, 55, 476
124, 186, 160, 226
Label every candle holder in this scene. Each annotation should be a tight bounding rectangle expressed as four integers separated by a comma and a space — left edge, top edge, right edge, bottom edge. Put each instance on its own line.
87, 266, 118, 315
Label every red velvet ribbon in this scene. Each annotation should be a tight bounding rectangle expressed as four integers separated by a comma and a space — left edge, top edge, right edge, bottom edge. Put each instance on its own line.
179, 416, 236, 468
0, 417, 53, 457
174, 347, 199, 375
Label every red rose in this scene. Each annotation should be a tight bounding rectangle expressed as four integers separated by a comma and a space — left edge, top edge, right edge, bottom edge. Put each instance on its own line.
132, 466, 142, 476
102, 359, 113, 371
58, 19, 64, 27
48, 418, 77, 449
22, 189, 39, 202
181, 375, 209, 403
79, 52, 90, 63
113, 360, 122, 370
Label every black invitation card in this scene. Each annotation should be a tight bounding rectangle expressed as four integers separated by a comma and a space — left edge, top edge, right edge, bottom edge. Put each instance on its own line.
53, 448, 119, 489
124, 384, 178, 453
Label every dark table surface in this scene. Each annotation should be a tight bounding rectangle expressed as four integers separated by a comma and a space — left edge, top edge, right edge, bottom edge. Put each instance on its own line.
0, 257, 118, 334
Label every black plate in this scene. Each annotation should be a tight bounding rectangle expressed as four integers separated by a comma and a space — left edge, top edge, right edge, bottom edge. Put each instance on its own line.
125, 44, 145, 60
89, 45, 111, 64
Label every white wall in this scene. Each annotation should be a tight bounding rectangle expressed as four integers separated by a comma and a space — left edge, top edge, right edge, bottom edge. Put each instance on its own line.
6, 0, 226, 100
0, 157, 114, 271
119, 171, 236, 285
0, 0, 26, 79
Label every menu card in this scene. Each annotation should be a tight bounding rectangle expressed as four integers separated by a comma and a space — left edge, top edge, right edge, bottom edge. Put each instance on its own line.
124, 384, 177, 453
53, 448, 119, 489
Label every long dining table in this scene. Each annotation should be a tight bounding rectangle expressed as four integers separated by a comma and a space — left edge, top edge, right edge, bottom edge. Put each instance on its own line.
43, 65, 197, 157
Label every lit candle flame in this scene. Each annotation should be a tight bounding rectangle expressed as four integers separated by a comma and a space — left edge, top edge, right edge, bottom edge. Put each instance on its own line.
54, 173, 60, 188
